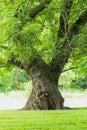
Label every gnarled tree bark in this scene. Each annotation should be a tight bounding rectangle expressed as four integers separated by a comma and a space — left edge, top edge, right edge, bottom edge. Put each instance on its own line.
23, 58, 64, 110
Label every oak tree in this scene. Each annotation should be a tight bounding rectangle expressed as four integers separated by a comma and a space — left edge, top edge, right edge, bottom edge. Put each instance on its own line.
0, 0, 87, 110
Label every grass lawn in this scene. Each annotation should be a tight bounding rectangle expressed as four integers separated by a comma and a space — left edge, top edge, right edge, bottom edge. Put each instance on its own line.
0, 108, 87, 130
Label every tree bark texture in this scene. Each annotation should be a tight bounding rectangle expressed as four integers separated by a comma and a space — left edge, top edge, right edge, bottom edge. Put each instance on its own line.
23, 59, 64, 110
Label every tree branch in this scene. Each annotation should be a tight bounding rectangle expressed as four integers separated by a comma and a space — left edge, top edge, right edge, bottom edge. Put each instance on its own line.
57, 0, 73, 38
50, 0, 73, 76
50, 4, 87, 79
62, 67, 78, 73
29, 0, 51, 18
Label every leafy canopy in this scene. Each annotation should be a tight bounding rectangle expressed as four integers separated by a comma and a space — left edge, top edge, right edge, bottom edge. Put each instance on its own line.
0, 0, 87, 72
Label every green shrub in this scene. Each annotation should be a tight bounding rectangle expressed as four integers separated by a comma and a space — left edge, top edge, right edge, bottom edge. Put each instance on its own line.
70, 75, 87, 90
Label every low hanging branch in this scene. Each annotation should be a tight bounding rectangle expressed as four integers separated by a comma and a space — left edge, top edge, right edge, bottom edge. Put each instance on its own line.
62, 67, 78, 73
29, 0, 51, 18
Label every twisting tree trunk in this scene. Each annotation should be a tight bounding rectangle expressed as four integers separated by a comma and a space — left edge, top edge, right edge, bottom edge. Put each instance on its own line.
23, 58, 64, 110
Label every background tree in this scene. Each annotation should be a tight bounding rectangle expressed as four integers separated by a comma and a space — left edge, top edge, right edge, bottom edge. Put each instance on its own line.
0, 68, 30, 93
0, 0, 87, 110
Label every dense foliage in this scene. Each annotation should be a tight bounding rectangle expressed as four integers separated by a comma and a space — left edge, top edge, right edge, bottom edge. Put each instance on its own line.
70, 75, 87, 90
0, 69, 30, 93
0, 0, 87, 67
0, 0, 87, 93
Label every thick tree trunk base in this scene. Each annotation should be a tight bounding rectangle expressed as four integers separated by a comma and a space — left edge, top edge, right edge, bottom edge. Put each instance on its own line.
23, 61, 64, 110
23, 86, 64, 110
23, 77, 64, 110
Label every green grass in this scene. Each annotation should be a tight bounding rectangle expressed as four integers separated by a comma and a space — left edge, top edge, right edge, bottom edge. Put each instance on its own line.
0, 108, 87, 130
